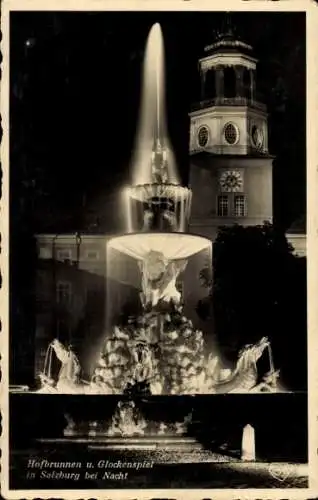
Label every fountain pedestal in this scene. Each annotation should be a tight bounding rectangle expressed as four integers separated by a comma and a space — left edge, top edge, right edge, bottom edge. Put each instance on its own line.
57, 398, 202, 452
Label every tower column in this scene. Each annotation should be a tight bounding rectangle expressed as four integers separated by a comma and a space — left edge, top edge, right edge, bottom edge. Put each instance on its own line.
215, 67, 224, 100
250, 69, 255, 101
200, 68, 207, 101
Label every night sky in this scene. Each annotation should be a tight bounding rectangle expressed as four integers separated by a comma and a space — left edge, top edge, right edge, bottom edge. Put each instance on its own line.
10, 11, 306, 235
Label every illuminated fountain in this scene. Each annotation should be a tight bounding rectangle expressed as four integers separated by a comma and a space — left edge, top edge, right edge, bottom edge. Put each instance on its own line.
38, 23, 280, 400
93, 22, 213, 396
90, 23, 279, 397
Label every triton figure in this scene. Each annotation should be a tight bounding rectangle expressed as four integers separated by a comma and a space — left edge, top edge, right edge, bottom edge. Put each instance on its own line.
151, 137, 169, 184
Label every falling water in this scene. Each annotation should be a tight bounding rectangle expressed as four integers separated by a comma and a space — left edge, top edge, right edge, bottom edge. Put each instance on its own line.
123, 187, 133, 233
180, 196, 184, 232
131, 23, 179, 185
155, 32, 161, 142
106, 242, 112, 337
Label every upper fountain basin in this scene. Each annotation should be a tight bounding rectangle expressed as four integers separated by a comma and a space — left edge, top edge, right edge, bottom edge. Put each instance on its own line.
124, 183, 192, 234
129, 183, 190, 202
108, 232, 211, 261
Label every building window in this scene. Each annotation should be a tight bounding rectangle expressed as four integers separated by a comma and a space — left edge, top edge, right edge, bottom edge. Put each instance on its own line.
251, 124, 264, 150
234, 195, 247, 217
56, 319, 70, 340
40, 347, 47, 357
57, 249, 72, 262
197, 126, 209, 148
56, 281, 72, 305
224, 122, 239, 145
205, 69, 216, 99
85, 250, 100, 261
35, 351, 46, 375
217, 195, 229, 216
223, 67, 236, 98
36, 326, 47, 339
39, 246, 51, 259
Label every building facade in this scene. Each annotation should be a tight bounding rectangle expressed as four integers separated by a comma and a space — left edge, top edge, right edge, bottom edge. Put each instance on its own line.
34, 234, 139, 381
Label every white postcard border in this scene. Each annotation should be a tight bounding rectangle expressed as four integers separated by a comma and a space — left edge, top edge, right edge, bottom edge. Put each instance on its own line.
1, 1, 317, 498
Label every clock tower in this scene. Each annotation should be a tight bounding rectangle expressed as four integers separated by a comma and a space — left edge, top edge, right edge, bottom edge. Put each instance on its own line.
189, 24, 273, 241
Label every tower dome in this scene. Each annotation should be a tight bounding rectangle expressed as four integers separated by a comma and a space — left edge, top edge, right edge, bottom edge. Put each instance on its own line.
203, 19, 253, 58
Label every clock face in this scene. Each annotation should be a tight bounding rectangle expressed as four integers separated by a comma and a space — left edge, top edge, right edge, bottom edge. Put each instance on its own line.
251, 124, 264, 149
219, 170, 243, 192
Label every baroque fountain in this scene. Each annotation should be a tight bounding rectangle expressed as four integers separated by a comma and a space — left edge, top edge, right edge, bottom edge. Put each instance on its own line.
37, 23, 280, 442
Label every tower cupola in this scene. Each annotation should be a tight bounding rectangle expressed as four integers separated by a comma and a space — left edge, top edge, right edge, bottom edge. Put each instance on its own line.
189, 19, 268, 156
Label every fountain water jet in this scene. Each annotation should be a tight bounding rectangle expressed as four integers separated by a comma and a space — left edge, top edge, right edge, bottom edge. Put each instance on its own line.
131, 22, 179, 187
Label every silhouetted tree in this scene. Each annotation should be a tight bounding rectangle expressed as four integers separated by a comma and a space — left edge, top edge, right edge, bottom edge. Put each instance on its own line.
209, 223, 306, 390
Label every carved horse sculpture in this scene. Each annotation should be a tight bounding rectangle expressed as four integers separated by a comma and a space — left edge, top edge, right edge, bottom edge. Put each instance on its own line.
39, 339, 81, 393
207, 337, 272, 394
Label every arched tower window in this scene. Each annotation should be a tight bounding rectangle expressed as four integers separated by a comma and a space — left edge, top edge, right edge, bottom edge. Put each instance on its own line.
205, 69, 216, 99
223, 67, 236, 98
243, 68, 251, 99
